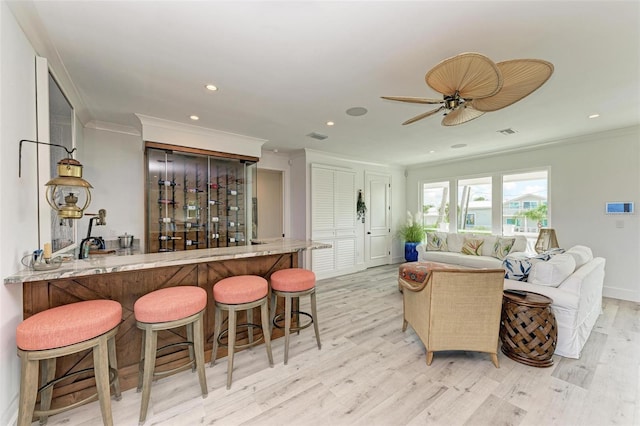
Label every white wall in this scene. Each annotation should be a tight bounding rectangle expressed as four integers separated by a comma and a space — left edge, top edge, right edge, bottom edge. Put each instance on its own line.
1, 4, 43, 423
407, 126, 640, 302
78, 128, 145, 247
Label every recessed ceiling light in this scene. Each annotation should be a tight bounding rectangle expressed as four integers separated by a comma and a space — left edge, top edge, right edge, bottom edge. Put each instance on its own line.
451, 143, 467, 149
346, 107, 368, 117
205, 84, 218, 91
326, 121, 335, 126
190, 115, 199, 121
429, 150, 436, 154
589, 114, 600, 119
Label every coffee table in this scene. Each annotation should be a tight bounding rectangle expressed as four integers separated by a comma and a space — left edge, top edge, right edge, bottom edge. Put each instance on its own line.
500, 291, 557, 367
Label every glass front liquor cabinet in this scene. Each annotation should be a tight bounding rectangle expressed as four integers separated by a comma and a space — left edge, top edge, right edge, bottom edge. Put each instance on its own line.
145, 143, 257, 253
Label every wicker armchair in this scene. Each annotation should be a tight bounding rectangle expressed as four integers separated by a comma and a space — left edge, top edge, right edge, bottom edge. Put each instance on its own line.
400, 268, 505, 367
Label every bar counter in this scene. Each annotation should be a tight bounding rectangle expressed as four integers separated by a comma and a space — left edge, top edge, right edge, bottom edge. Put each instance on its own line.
6, 239, 329, 409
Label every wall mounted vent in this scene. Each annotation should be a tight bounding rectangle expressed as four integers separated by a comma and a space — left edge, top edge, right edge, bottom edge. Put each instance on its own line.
497, 128, 517, 135
307, 132, 328, 140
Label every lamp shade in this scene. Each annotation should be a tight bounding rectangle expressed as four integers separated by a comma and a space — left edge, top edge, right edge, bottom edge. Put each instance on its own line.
45, 158, 93, 219
535, 228, 559, 254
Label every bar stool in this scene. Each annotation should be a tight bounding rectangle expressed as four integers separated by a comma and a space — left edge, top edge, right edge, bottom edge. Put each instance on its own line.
270, 268, 321, 364
210, 275, 274, 389
16, 300, 122, 426
134, 286, 208, 425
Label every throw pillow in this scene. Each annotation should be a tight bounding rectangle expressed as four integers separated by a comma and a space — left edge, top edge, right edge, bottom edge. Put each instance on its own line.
461, 237, 484, 256
425, 232, 448, 251
528, 253, 576, 287
503, 252, 553, 281
565, 245, 593, 269
493, 237, 516, 260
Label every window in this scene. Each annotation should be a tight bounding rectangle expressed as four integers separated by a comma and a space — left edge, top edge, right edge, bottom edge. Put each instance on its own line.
503, 170, 548, 236
458, 176, 491, 233
421, 181, 449, 231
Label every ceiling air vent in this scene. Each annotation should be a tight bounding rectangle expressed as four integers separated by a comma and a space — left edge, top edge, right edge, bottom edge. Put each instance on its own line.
307, 132, 328, 141
497, 128, 517, 135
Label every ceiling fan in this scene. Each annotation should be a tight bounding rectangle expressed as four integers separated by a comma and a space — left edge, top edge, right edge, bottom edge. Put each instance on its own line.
382, 52, 554, 126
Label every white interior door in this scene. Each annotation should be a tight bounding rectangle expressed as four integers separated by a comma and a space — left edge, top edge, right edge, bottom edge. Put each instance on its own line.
365, 172, 391, 268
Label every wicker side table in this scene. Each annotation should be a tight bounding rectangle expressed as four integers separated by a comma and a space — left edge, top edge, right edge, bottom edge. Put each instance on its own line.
500, 291, 557, 367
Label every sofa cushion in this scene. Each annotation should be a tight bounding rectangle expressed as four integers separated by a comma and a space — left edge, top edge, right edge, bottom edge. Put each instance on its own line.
425, 232, 448, 251
528, 253, 576, 287
461, 237, 484, 256
503, 252, 552, 281
493, 237, 516, 260
565, 245, 593, 269
479, 235, 497, 257
446, 233, 465, 253
420, 251, 503, 268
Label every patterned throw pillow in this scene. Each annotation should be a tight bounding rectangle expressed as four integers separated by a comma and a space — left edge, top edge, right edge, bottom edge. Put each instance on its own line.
492, 237, 516, 260
461, 237, 484, 256
425, 232, 448, 251
503, 251, 558, 281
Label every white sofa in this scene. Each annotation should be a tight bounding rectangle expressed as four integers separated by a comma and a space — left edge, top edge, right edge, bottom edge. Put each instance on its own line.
416, 232, 528, 268
503, 246, 605, 359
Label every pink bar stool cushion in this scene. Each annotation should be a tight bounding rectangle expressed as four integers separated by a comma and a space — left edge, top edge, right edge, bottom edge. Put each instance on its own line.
16, 300, 122, 351
213, 276, 268, 304
135, 286, 207, 323
270, 268, 316, 292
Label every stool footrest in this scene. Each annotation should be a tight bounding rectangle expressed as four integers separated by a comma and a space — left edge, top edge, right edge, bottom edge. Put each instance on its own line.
217, 323, 265, 350
33, 367, 118, 419
273, 311, 314, 333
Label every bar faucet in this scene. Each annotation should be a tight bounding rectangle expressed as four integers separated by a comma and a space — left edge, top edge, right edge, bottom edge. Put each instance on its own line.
79, 209, 106, 259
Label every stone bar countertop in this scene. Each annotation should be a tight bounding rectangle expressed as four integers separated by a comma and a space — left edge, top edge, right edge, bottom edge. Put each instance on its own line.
5, 239, 330, 284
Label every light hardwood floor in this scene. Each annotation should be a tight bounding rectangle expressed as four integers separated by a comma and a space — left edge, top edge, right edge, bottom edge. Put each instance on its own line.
41, 264, 640, 426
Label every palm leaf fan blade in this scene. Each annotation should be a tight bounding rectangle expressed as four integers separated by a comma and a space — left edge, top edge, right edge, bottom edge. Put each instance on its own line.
402, 106, 445, 125
380, 96, 443, 104
441, 106, 485, 126
471, 59, 554, 112
425, 52, 503, 99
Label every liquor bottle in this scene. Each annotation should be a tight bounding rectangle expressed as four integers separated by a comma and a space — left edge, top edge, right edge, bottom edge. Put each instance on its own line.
158, 199, 177, 205
158, 179, 177, 187
159, 217, 173, 223
228, 189, 238, 196
158, 235, 182, 241
184, 222, 203, 229
209, 200, 224, 205
229, 237, 236, 243
185, 188, 204, 193
209, 183, 225, 189
211, 233, 220, 239
228, 221, 235, 228
186, 240, 201, 246
211, 216, 219, 223
184, 204, 200, 211
228, 205, 239, 211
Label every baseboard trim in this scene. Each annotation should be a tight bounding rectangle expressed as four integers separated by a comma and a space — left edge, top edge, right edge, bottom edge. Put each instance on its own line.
603, 286, 640, 302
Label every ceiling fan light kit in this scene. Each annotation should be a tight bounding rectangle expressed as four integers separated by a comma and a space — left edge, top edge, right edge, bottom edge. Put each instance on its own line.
382, 52, 554, 126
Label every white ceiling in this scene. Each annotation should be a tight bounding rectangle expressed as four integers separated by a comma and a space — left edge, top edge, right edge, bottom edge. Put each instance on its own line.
8, 1, 640, 166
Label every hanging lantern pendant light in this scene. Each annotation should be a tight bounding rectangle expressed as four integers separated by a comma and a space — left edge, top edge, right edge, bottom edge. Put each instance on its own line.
45, 157, 93, 219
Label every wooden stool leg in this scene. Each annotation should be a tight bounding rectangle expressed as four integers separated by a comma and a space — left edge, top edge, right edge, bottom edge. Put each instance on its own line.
17, 354, 39, 426
226, 307, 237, 389
38, 357, 56, 424
260, 299, 274, 367
94, 336, 114, 426
187, 321, 196, 372
311, 290, 321, 350
137, 329, 145, 392
139, 327, 157, 424
283, 294, 292, 365
108, 335, 121, 400
210, 305, 222, 367
270, 292, 277, 335
193, 313, 208, 398
247, 308, 254, 344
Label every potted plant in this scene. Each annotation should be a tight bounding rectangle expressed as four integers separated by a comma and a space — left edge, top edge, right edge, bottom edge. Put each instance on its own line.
398, 211, 425, 262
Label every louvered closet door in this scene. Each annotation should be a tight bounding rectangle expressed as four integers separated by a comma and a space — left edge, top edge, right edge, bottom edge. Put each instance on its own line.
311, 164, 356, 278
